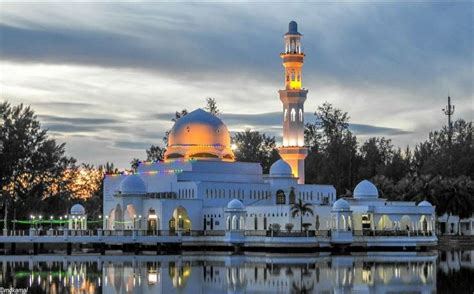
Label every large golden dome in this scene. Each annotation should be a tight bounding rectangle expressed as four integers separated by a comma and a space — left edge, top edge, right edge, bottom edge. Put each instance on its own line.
164, 109, 235, 161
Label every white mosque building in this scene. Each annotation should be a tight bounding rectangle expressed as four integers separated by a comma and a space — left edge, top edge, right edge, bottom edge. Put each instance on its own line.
102, 21, 437, 247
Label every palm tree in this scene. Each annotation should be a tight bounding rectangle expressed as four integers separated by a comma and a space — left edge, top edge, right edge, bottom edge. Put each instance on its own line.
291, 199, 314, 232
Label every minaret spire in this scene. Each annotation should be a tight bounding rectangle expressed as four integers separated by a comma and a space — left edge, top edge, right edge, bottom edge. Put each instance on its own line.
278, 21, 308, 184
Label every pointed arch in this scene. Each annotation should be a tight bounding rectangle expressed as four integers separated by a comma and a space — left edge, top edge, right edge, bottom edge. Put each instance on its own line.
169, 206, 191, 231
291, 108, 296, 122
113, 203, 123, 230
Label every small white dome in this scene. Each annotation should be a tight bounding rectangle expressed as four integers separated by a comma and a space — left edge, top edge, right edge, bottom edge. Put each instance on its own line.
353, 180, 379, 199
70, 204, 85, 215
119, 174, 147, 194
226, 199, 245, 210
333, 198, 350, 210
270, 159, 293, 176
418, 200, 432, 207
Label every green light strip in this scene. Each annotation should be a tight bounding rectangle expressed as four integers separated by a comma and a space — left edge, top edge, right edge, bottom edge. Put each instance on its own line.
10, 219, 132, 224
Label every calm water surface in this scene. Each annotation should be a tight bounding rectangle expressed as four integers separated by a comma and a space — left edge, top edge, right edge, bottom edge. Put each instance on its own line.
0, 250, 473, 293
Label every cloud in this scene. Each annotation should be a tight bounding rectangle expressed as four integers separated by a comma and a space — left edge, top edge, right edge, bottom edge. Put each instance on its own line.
349, 124, 411, 136
158, 111, 411, 137
113, 140, 155, 151
0, 2, 472, 168
44, 123, 100, 133
39, 114, 120, 125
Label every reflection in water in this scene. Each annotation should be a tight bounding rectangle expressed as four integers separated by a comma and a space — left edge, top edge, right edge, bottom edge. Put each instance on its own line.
0, 251, 472, 293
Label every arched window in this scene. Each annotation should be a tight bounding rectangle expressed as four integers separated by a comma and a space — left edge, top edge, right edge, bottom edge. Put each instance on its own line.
226, 216, 231, 230
276, 190, 286, 205
284, 109, 288, 121
291, 71, 295, 81
232, 215, 239, 230
291, 108, 296, 122
299, 109, 303, 122
289, 187, 296, 204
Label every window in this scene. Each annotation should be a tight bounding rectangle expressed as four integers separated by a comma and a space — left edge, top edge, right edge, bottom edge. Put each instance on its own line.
291, 108, 296, 122
299, 109, 303, 122
284, 108, 288, 121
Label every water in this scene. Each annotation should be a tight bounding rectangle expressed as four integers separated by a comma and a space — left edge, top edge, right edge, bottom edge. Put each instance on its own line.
0, 251, 473, 293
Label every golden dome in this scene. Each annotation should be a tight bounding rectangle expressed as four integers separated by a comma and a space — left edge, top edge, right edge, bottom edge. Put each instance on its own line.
164, 109, 234, 161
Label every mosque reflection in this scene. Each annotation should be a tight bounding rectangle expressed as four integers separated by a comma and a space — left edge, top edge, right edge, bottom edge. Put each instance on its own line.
1, 251, 473, 293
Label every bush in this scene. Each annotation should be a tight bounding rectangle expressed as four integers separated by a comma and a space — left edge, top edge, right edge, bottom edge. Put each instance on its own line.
302, 223, 312, 231
270, 223, 281, 232
285, 223, 294, 233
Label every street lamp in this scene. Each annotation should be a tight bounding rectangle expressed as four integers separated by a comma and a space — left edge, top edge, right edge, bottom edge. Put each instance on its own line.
50, 216, 53, 230
133, 215, 137, 229
105, 216, 109, 229
30, 215, 35, 229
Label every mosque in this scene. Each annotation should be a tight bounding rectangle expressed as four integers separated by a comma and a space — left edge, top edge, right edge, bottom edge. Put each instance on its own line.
102, 21, 436, 245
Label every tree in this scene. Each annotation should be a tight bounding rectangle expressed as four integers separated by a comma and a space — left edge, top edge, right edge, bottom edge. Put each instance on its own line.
232, 129, 280, 173
384, 147, 411, 182
413, 119, 473, 178
205, 97, 221, 116
305, 102, 359, 194
146, 145, 165, 162
130, 158, 140, 171
291, 198, 314, 232
0, 101, 76, 229
441, 176, 474, 234
359, 137, 394, 180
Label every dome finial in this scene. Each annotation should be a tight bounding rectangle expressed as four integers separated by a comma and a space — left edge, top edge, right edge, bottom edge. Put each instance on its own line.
289, 20, 298, 33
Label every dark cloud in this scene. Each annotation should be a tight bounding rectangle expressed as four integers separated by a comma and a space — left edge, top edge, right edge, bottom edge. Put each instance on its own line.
39, 114, 129, 135
155, 111, 410, 137
349, 124, 411, 136
33, 101, 96, 109
113, 140, 154, 150
1, 3, 471, 91
1, 3, 471, 168
39, 114, 120, 125
44, 123, 100, 133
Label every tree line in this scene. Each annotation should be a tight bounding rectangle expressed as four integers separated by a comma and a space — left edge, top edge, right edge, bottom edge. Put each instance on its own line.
1, 99, 472, 231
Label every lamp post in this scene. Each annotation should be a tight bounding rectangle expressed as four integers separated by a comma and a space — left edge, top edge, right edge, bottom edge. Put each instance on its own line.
50, 216, 53, 230
30, 215, 35, 230
133, 215, 137, 229
138, 215, 142, 230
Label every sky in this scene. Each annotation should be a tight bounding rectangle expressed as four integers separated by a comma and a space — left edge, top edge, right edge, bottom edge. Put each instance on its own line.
1, 2, 472, 168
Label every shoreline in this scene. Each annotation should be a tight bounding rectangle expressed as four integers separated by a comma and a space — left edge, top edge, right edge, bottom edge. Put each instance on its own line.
436, 235, 474, 251
0, 240, 472, 256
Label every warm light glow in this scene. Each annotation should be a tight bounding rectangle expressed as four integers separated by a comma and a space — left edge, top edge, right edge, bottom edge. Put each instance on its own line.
289, 79, 301, 89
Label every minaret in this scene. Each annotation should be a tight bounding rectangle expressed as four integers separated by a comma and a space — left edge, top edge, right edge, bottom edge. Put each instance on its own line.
278, 21, 308, 184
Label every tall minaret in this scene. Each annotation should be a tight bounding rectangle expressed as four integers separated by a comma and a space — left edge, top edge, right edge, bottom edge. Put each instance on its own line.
278, 21, 308, 184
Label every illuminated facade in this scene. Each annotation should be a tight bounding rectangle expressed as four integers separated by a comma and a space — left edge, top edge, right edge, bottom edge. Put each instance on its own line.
278, 21, 308, 184
101, 21, 436, 249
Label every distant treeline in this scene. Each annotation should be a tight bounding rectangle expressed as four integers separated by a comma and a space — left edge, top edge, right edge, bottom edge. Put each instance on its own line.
1, 99, 473, 231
